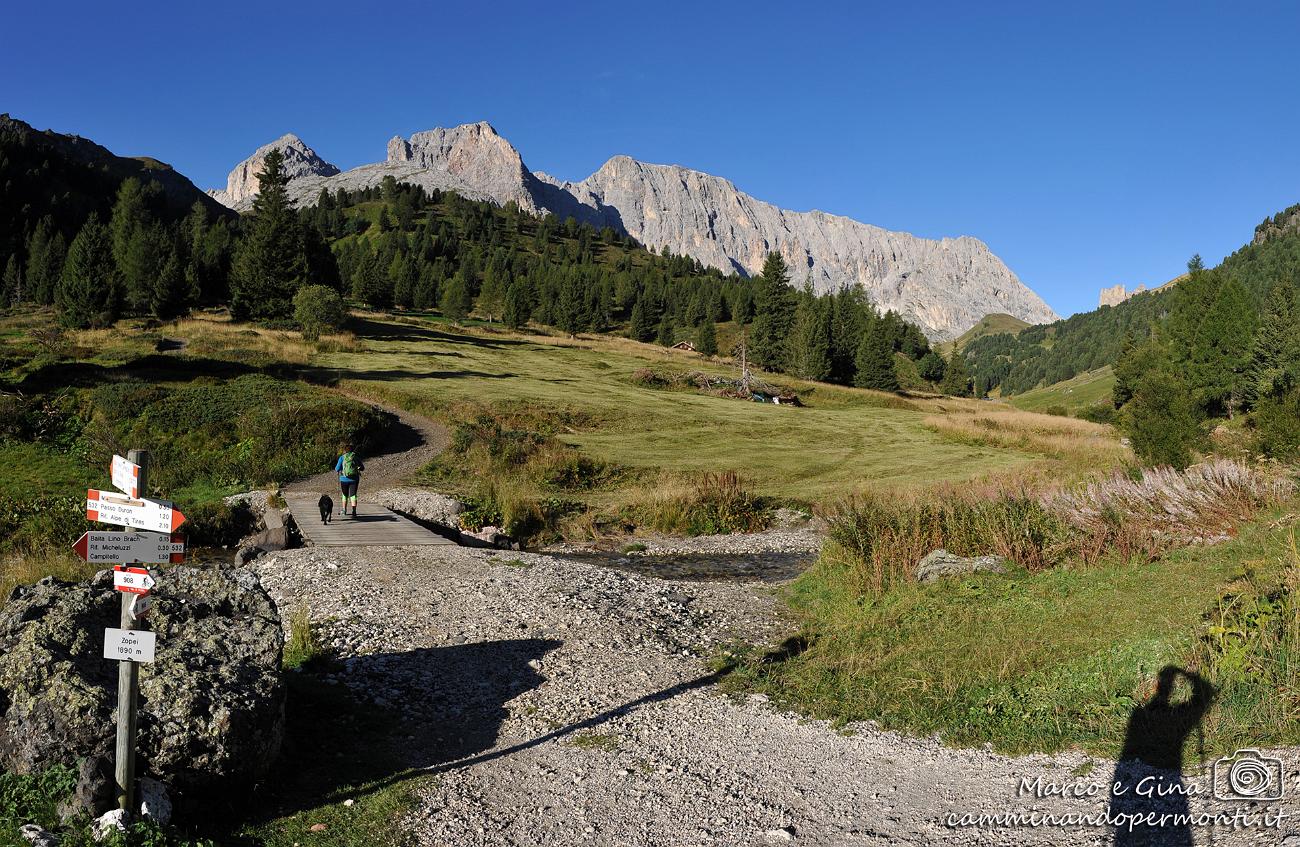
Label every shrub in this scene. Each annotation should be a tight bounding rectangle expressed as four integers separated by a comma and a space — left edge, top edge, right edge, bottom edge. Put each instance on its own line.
179, 500, 257, 548
0, 495, 85, 554
1252, 390, 1300, 459
293, 285, 347, 341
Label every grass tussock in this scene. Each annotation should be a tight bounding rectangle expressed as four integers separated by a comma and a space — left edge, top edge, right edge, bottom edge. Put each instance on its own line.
635, 471, 773, 536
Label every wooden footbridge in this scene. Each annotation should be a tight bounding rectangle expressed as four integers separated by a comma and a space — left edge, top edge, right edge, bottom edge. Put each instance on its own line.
284, 494, 456, 548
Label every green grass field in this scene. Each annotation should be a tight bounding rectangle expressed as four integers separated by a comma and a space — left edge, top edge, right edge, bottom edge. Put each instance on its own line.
1007, 366, 1116, 414
315, 315, 1074, 507
726, 503, 1300, 758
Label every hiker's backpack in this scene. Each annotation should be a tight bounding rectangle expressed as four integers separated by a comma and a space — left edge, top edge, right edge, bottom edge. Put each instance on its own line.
341, 452, 359, 478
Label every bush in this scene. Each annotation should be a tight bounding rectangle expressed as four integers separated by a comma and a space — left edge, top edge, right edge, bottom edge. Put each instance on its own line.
0, 495, 85, 554
1077, 403, 1117, 425
293, 285, 347, 341
179, 500, 257, 547
1252, 390, 1300, 459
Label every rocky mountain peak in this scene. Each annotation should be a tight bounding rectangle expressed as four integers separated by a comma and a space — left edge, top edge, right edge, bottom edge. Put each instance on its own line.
207, 133, 339, 208
207, 121, 1059, 338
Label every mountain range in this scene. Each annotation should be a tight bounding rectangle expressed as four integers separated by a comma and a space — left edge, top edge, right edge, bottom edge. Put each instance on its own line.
207, 123, 1058, 339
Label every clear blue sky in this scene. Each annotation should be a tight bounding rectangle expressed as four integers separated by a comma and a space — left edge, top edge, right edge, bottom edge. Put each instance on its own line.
5, 0, 1299, 318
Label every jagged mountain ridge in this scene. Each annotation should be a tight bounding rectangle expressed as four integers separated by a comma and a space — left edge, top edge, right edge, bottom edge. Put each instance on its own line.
208, 122, 1058, 339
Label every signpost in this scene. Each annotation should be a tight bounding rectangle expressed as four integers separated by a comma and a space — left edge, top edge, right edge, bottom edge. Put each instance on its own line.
103, 628, 156, 663
112, 566, 156, 595
86, 490, 185, 534
111, 454, 141, 500
73, 531, 185, 565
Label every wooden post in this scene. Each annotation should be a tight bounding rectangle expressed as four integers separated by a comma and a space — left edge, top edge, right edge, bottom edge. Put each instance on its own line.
114, 449, 148, 812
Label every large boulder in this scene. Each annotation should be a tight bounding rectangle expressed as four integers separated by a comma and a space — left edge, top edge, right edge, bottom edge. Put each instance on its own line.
916, 549, 1008, 583
0, 566, 284, 815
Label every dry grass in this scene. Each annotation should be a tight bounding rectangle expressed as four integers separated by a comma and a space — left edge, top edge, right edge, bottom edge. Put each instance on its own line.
0, 551, 95, 600
819, 459, 1292, 600
922, 408, 1130, 469
74, 312, 359, 366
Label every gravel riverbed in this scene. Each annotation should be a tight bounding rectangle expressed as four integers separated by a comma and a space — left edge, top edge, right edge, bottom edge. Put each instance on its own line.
253, 543, 1300, 847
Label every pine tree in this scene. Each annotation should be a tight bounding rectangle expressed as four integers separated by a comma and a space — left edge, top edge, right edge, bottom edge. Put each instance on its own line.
230, 149, 308, 319
504, 278, 532, 329
414, 264, 441, 311
151, 248, 188, 319
355, 255, 393, 310
750, 252, 794, 371
1248, 284, 1300, 403
440, 271, 472, 324
786, 296, 832, 381
829, 287, 868, 383
854, 328, 899, 391
478, 267, 507, 323
390, 254, 414, 309
655, 312, 676, 347
57, 215, 118, 328
939, 350, 973, 397
1190, 275, 1256, 416
2, 254, 22, 305
630, 297, 655, 342
109, 178, 158, 311
696, 318, 718, 356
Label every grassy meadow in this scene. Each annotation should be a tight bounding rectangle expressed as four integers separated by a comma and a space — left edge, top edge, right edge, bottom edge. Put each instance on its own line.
1007, 366, 1117, 415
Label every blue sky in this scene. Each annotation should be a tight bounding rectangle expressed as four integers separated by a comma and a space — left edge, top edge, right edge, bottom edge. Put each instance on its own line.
5, 0, 1299, 318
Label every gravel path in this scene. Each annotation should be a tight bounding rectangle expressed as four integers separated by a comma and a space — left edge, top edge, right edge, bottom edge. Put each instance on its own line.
255, 544, 1300, 847
284, 392, 450, 496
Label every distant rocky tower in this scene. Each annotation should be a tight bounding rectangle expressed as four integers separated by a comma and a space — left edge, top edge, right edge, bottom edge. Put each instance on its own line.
208, 123, 1060, 340
1099, 283, 1147, 307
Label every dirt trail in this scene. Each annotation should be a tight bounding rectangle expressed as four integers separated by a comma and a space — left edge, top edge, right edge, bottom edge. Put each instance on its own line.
254, 540, 1300, 847
284, 392, 450, 497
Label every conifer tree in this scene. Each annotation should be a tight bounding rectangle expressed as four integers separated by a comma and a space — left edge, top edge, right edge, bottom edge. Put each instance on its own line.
230, 149, 308, 319
655, 312, 676, 347
750, 252, 794, 370
151, 248, 187, 319
390, 254, 414, 309
1123, 369, 1204, 469
440, 271, 472, 324
1248, 284, 1300, 402
478, 267, 507, 323
2, 254, 22, 306
696, 318, 718, 356
786, 296, 832, 381
917, 350, 946, 383
939, 350, 973, 397
854, 328, 899, 391
57, 215, 118, 328
630, 297, 655, 342
504, 278, 532, 329
355, 255, 393, 310
109, 178, 158, 311
25, 219, 65, 306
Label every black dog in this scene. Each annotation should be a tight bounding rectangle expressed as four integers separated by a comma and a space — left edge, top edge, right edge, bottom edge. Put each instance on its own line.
318, 494, 334, 524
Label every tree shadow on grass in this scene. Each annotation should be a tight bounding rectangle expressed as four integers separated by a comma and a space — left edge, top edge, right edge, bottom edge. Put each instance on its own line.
347, 316, 530, 349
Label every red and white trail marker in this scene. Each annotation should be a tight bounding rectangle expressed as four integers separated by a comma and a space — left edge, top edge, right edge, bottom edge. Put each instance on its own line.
86, 490, 186, 534
72, 531, 185, 565
113, 566, 155, 595
111, 454, 141, 499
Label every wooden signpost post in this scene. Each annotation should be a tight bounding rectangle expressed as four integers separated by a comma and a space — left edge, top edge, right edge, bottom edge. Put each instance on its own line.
73, 450, 187, 813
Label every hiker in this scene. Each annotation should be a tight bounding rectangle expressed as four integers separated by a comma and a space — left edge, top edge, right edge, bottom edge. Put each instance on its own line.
334, 444, 365, 517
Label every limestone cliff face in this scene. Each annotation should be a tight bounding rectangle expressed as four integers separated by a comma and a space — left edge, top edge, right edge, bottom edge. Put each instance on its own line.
207, 134, 339, 208
550, 156, 1057, 338
209, 124, 1058, 339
